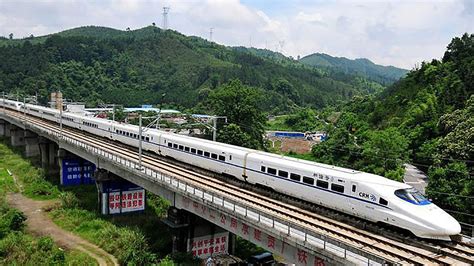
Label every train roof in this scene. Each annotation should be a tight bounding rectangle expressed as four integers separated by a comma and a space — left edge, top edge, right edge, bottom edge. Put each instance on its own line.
6, 101, 410, 189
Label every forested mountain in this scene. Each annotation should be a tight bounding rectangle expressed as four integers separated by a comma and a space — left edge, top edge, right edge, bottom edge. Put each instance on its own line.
300, 53, 408, 85
0, 26, 386, 112
313, 33, 473, 225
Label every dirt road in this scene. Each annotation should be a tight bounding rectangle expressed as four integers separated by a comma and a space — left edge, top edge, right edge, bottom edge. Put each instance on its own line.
6, 193, 119, 266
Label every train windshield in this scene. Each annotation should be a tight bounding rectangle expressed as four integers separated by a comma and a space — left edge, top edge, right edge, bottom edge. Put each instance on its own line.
394, 188, 431, 205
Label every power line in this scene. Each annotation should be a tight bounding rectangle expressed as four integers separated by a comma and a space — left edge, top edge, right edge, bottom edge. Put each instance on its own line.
445, 209, 474, 218
427, 191, 474, 199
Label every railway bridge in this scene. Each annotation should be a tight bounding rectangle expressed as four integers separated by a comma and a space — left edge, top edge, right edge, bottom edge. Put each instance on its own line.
0, 109, 473, 266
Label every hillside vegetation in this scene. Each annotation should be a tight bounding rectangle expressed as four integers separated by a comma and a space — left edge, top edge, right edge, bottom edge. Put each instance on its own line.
300, 53, 408, 85
0, 26, 393, 112
313, 33, 473, 225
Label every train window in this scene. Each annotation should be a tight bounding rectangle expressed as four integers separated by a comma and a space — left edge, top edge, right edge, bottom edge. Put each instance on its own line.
211, 153, 218, 159
229, 155, 232, 160
290, 173, 300, 181
218, 155, 225, 161
191, 148, 196, 153
204, 151, 210, 157
379, 198, 388, 206
278, 170, 288, 178
316, 180, 329, 189
331, 184, 345, 193
352, 185, 357, 192
178, 145, 184, 150
267, 168, 277, 175
184, 147, 190, 152
303, 176, 314, 185
261, 166, 266, 172
168, 143, 172, 147
395, 188, 430, 205
197, 150, 203, 155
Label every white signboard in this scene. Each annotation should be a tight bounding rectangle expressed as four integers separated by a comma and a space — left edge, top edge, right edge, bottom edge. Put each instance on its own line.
103, 189, 145, 214
107, 191, 122, 214
121, 189, 145, 213
189, 232, 229, 259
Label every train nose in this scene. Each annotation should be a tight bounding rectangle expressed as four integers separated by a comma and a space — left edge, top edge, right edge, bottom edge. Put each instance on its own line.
444, 219, 462, 236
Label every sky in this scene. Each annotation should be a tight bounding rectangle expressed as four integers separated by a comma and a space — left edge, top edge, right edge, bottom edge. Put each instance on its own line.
0, 0, 472, 69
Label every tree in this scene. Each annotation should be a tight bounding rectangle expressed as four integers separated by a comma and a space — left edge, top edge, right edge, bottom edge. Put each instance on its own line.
437, 95, 474, 160
217, 123, 255, 148
359, 128, 409, 180
8, 33, 13, 40
284, 108, 319, 132
425, 163, 473, 224
208, 79, 266, 149
272, 78, 299, 102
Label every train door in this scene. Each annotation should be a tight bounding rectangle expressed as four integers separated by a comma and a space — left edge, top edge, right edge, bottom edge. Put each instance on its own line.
350, 182, 359, 216
109, 126, 114, 139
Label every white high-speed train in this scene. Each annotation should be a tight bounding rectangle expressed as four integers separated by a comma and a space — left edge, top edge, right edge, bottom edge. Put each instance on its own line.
0, 98, 461, 240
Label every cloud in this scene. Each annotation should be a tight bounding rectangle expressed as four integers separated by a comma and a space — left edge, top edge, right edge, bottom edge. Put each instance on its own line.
295, 12, 325, 26
0, 0, 472, 69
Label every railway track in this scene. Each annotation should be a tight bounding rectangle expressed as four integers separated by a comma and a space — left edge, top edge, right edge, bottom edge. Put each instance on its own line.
3, 110, 474, 265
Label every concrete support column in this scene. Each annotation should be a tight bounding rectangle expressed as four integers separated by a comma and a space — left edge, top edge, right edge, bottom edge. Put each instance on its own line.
5, 123, 11, 137
0, 120, 5, 137
48, 142, 57, 166
39, 137, 49, 168
24, 131, 40, 157
163, 207, 190, 254
57, 148, 67, 183
10, 126, 25, 147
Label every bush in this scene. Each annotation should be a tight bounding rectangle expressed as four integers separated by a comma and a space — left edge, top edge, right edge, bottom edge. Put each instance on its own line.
0, 208, 26, 237
59, 191, 80, 209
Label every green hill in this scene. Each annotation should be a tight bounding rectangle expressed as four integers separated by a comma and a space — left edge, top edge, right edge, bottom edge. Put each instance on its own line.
0, 26, 385, 112
314, 33, 473, 224
300, 53, 408, 85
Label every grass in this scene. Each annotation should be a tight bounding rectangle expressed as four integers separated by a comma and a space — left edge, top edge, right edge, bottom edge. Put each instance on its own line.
0, 168, 17, 194
0, 138, 176, 264
265, 115, 293, 131
0, 138, 60, 200
0, 142, 97, 265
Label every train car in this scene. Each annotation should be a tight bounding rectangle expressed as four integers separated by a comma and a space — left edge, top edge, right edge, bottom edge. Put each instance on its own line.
112, 122, 157, 151
0, 98, 461, 240
2, 99, 23, 111
160, 132, 248, 178
80, 115, 112, 139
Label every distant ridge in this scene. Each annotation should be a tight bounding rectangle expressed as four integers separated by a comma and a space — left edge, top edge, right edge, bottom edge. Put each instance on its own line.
0, 25, 395, 111
300, 53, 408, 85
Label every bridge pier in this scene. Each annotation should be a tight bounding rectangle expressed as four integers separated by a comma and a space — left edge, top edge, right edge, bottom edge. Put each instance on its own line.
10, 125, 25, 147
24, 131, 40, 157
164, 206, 235, 259
4, 122, 11, 137
164, 207, 189, 253
39, 137, 50, 168
0, 119, 5, 136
